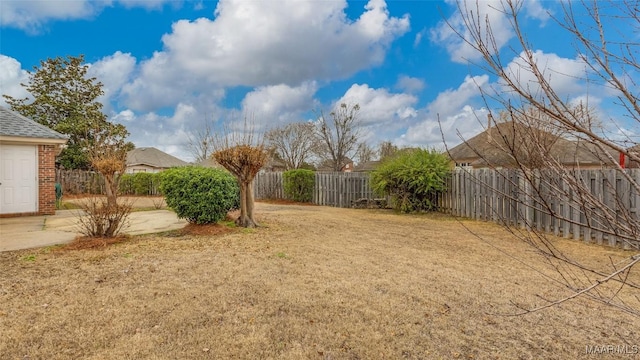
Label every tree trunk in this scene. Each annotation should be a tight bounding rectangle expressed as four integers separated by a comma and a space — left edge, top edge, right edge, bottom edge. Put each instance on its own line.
246, 179, 257, 226
236, 179, 258, 228
104, 173, 118, 208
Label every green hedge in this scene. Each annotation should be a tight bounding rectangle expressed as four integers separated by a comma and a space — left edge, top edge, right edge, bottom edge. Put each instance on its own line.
159, 167, 240, 224
282, 169, 315, 202
371, 148, 450, 213
119, 172, 162, 195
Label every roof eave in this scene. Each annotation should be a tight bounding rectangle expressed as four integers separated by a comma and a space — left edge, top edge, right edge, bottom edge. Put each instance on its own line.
0, 135, 68, 145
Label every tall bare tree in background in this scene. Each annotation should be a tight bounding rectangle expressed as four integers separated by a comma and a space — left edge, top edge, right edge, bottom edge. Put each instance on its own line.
315, 103, 362, 171
186, 120, 216, 163
213, 122, 268, 228
265, 122, 317, 170
451, 0, 640, 317
355, 142, 376, 165
378, 141, 399, 160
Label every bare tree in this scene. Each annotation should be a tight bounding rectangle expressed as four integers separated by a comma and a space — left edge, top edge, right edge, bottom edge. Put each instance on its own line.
355, 142, 376, 165
77, 119, 133, 237
449, 0, 640, 317
265, 122, 317, 170
378, 140, 399, 160
315, 103, 362, 171
213, 122, 268, 228
186, 120, 215, 163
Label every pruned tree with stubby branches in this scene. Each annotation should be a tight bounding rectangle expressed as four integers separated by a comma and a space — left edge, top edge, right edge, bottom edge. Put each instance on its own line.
447, 0, 640, 318
76, 119, 133, 238
213, 124, 268, 228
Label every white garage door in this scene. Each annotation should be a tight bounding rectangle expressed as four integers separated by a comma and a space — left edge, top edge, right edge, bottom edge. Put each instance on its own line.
0, 145, 37, 214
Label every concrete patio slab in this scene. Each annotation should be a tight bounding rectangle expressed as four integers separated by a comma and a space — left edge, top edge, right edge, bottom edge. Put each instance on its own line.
0, 209, 187, 252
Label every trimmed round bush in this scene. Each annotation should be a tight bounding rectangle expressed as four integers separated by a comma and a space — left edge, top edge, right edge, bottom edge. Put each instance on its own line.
371, 148, 450, 213
159, 167, 240, 224
283, 169, 315, 202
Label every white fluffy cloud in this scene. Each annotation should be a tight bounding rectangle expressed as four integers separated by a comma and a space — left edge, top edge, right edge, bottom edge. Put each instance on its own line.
121, 0, 409, 111
87, 51, 137, 112
0, 0, 102, 33
398, 75, 489, 147
338, 83, 417, 126
431, 0, 550, 63
395, 75, 425, 94
241, 82, 318, 128
501, 50, 588, 99
0, 55, 29, 105
110, 104, 205, 161
0, 0, 176, 33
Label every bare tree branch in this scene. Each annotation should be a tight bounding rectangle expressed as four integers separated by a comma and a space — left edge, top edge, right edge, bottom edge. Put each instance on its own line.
265, 122, 317, 170
314, 103, 362, 171
449, 0, 640, 318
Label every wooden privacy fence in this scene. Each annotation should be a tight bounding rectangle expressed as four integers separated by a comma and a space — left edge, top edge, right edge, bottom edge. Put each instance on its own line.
56, 169, 105, 195
253, 172, 375, 208
56, 169, 162, 195
439, 168, 640, 249
57, 167, 639, 248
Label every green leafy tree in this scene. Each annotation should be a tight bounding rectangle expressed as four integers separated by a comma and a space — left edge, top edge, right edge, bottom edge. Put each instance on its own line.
371, 148, 451, 213
3, 55, 124, 169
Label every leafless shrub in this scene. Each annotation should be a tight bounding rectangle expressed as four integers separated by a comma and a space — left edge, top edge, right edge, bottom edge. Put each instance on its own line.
151, 197, 165, 210
75, 197, 132, 238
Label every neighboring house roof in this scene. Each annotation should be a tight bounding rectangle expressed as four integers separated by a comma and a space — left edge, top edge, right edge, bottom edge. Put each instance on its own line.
353, 160, 381, 172
0, 106, 68, 143
263, 158, 287, 171
448, 121, 618, 168
126, 147, 187, 168
317, 157, 354, 172
194, 158, 223, 169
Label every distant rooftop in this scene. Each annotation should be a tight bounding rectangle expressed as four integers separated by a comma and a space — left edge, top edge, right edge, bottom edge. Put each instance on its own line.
126, 147, 187, 168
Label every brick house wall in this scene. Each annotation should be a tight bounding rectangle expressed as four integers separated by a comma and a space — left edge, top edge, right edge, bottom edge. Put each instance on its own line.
38, 144, 57, 215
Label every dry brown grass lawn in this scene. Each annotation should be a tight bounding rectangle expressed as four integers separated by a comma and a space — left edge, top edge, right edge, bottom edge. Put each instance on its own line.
1, 203, 638, 359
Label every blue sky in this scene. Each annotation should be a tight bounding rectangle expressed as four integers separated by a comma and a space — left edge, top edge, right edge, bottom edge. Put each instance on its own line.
0, 0, 618, 161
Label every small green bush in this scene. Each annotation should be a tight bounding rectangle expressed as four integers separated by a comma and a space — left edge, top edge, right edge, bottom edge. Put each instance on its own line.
159, 167, 240, 224
371, 148, 450, 213
283, 169, 315, 202
132, 172, 156, 195
119, 172, 162, 195
118, 173, 134, 194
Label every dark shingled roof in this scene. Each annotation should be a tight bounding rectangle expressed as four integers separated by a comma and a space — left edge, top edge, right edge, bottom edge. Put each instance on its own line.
0, 106, 68, 140
126, 147, 187, 168
448, 121, 618, 168
353, 160, 381, 172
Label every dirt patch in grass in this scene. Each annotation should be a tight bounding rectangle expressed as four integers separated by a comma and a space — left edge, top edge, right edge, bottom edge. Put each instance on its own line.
0, 203, 638, 359
61, 235, 131, 251
179, 223, 236, 237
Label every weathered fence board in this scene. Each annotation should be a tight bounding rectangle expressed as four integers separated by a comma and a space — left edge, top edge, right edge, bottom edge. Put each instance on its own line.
439, 168, 640, 249
254, 171, 375, 208
56, 169, 105, 194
